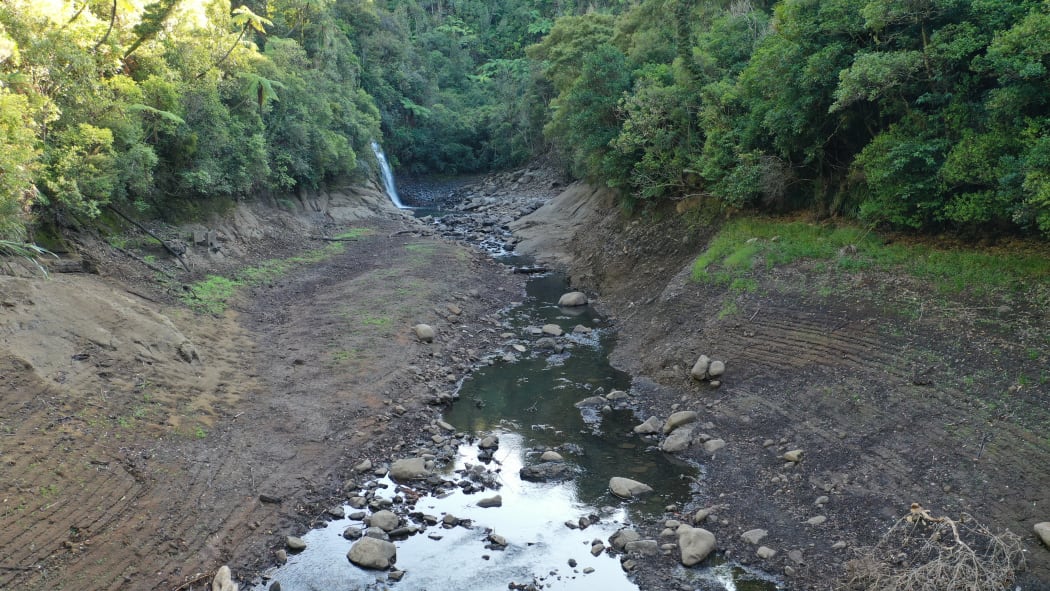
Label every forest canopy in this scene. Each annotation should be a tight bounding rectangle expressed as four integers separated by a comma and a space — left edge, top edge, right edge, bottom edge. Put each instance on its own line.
0, 0, 1047, 240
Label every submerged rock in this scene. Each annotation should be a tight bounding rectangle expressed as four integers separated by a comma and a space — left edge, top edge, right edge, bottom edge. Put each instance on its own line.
520, 462, 572, 482
347, 537, 397, 570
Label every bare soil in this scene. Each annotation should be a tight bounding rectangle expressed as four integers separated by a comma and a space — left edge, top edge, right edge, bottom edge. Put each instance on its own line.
0, 188, 524, 590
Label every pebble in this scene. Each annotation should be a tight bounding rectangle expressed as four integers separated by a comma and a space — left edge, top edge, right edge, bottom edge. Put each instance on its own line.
806, 515, 826, 526
783, 449, 804, 463
286, 536, 306, 551
757, 546, 777, 559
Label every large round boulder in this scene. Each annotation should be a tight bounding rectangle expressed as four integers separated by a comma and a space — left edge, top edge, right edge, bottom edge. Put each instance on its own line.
347, 537, 397, 570
678, 525, 716, 566
390, 457, 430, 481
609, 476, 653, 499
558, 292, 588, 307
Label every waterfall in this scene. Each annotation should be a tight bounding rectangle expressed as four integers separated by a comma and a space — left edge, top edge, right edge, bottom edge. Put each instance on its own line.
370, 141, 407, 209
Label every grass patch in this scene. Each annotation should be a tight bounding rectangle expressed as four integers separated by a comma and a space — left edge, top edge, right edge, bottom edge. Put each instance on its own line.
691, 217, 1050, 296
335, 228, 374, 240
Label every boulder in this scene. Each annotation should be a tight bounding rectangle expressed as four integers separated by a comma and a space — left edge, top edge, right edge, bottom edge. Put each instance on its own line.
413, 324, 435, 343
702, 438, 726, 453
367, 510, 399, 532
678, 525, 716, 566
708, 360, 725, 377
478, 435, 499, 449
633, 416, 662, 435
741, 528, 768, 545
625, 540, 659, 556
390, 457, 430, 481
661, 428, 694, 453
609, 477, 654, 499
285, 536, 306, 551
609, 528, 642, 551
541, 324, 564, 336
1035, 522, 1050, 548
477, 495, 502, 508
690, 356, 710, 380
783, 449, 804, 463
347, 537, 397, 570
558, 292, 588, 307
663, 411, 699, 434
539, 450, 564, 462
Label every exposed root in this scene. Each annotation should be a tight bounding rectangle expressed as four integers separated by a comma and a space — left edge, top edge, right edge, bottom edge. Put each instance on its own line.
844, 503, 1025, 591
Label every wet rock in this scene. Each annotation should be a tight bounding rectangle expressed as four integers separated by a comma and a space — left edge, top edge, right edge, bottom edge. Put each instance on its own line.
286, 536, 306, 551
661, 428, 694, 453
343, 526, 363, 540
390, 457, 431, 481
558, 292, 588, 307
677, 525, 716, 566
275, 549, 287, 564
327, 506, 345, 519
591, 542, 605, 556
702, 438, 726, 453
609, 477, 653, 499
388, 570, 405, 582
413, 324, 435, 343
477, 495, 502, 508
520, 462, 572, 482
757, 546, 777, 559
364, 526, 390, 540
1036, 522, 1050, 548
347, 537, 397, 570
741, 529, 768, 545
575, 395, 607, 408
489, 533, 508, 547
436, 419, 455, 432
211, 565, 236, 591
663, 411, 698, 433
478, 435, 499, 449
540, 450, 564, 461
541, 324, 563, 336
783, 449, 804, 463
633, 416, 662, 434
690, 356, 710, 380
610, 528, 642, 551
573, 324, 593, 334
368, 510, 399, 532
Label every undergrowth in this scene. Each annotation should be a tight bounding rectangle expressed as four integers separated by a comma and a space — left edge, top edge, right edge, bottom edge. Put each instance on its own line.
691, 218, 1050, 297
181, 228, 372, 314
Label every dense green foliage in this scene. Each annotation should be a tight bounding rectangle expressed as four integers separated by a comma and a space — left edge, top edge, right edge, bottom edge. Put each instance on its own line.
532, 0, 1050, 236
1, 0, 1047, 241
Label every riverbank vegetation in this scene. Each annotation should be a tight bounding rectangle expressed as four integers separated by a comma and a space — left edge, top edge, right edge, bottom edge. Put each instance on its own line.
1, 0, 1048, 244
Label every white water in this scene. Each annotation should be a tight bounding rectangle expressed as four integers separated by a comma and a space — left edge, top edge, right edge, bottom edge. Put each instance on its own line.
370, 140, 407, 209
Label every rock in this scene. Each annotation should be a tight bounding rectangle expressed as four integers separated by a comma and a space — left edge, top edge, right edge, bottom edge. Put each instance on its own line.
831, 541, 847, 550
477, 495, 502, 508
1034, 522, 1050, 548
633, 416, 662, 434
275, 549, 287, 564
690, 356, 710, 380
211, 565, 237, 591
815, 495, 830, 506
353, 459, 373, 472
368, 510, 399, 532
573, 324, 593, 334
609, 528, 642, 551
540, 450, 564, 461
388, 570, 405, 582
413, 324, 435, 343
286, 536, 306, 551
478, 435, 499, 449
702, 438, 726, 453
609, 477, 654, 499
541, 324, 564, 336
343, 526, 363, 540
347, 537, 397, 570
575, 395, 607, 408
661, 428, 694, 453
757, 546, 777, 559
591, 542, 605, 556
390, 457, 431, 481
328, 506, 345, 519
678, 526, 716, 566
520, 462, 572, 482
787, 549, 804, 565
663, 411, 699, 434
447, 303, 461, 315
489, 533, 508, 547
269, 582, 281, 591
512, 344, 527, 352
625, 540, 660, 556
741, 529, 768, 545
558, 292, 588, 307
364, 526, 389, 540
708, 360, 725, 377
605, 389, 628, 400
783, 449, 804, 463
806, 515, 826, 526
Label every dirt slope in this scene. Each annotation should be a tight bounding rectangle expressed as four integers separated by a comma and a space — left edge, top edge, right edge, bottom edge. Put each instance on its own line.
513, 183, 1050, 589
0, 186, 523, 590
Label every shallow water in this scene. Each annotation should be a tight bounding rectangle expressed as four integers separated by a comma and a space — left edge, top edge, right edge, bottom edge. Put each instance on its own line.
253, 268, 779, 591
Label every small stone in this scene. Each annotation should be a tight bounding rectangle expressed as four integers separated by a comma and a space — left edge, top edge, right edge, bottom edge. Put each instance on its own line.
806, 515, 826, 526
275, 549, 288, 564
413, 324, 435, 343
347, 537, 397, 569
625, 540, 659, 556
489, 533, 508, 547
815, 495, 830, 506
1034, 522, 1050, 548
690, 356, 710, 380
591, 542, 605, 556
327, 506, 345, 519
633, 416, 662, 434
353, 459, 373, 472
286, 536, 306, 551
583, 567, 595, 574
741, 529, 767, 545
831, 541, 847, 550
212, 565, 235, 591
703, 438, 726, 453
368, 510, 399, 531
478, 435, 499, 449
783, 449, 804, 463
663, 411, 699, 434
477, 495, 502, 508
540, 450, 564, 461
512, 344, 526, 352
708, 360, 725, 377
568, 558, 577, 567
388, 570, 405, 582
542, 323, 564, 336
757, 546, 777, 559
